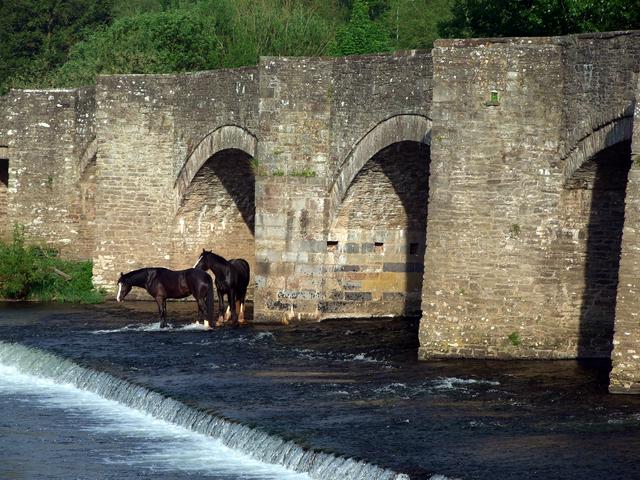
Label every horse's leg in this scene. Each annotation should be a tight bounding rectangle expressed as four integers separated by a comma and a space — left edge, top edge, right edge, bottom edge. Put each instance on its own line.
196, 296, 205, 325
228, 290, 239, 327
236, 299, 246, 326
216, 288, 225, 327
156, 297, 167, 328
204, 284, 214, 329
238, 288, 247, 325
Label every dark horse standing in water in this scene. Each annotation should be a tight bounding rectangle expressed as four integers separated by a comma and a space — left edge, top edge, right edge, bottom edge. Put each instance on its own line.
193, 250, 250, 327
116, 267, 214, 329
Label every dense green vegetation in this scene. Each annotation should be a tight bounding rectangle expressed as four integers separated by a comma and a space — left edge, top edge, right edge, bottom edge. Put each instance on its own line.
0, 226, 106, 303
441, 0, 640, 38
1, 0, 638, 94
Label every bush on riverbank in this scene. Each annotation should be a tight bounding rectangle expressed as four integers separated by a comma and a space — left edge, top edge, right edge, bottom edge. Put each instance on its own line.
0, 226, 105, 303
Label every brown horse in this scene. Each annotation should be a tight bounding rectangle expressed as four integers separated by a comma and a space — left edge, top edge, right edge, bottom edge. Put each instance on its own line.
193, 250, 250, 327
116, 267, 214, 328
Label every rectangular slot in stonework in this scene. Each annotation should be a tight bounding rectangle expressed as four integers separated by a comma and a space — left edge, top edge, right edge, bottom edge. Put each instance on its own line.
0, 158, 8, 188
327, 240, 338, 252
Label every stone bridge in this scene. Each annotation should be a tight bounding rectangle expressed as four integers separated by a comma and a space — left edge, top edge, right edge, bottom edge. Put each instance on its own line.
1, 31, 640, 393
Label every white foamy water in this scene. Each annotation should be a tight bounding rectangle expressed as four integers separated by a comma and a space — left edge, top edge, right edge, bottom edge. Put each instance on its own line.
0, 341, 410, 480
92, 321, 211, 334
432, 377, 500, 390
0, 363, 308, 479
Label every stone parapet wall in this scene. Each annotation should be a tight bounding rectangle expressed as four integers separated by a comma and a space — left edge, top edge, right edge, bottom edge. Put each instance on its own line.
0, 89, 96, 258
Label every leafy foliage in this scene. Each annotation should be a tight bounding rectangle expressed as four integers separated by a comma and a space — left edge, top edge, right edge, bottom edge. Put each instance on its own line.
48, 9, 224, 86
43, 1, 341, 87
384, 0, 454, 50
2, 0, 637, 93
440, 0, 640, 38
330, 0, 392, 55
0, 0, 113, 94
0, 225, 105, 303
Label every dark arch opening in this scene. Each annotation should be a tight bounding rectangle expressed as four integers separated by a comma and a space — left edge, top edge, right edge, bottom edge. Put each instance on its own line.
174, 148, 255, 299
179, 148, 255, 234
326, 140, 430, 317
580, 140, 632, 358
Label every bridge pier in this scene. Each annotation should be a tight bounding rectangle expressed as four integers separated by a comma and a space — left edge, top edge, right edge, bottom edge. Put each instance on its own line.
610, 83, 640, 394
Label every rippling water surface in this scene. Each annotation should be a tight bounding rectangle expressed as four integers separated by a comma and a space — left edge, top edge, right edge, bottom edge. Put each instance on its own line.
1, 301, 640, 479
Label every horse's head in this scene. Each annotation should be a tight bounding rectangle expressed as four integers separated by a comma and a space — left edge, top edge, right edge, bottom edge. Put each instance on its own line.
193, 249, 211, 270
116, 272, 132, 302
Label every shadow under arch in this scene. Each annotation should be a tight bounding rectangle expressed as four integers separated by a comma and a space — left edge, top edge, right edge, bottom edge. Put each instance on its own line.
174, 125, 257, 208
563, 115, 633, 187
575, 139, 633, 359
328, 114, 431, 228
324, 115, 431, 318
563, 112, 634, 359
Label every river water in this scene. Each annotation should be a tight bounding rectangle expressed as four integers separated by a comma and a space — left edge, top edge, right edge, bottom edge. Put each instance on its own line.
1, 301, 639, 479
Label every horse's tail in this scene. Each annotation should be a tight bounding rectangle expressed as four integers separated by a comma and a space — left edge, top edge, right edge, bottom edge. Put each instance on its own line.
232, 258, 251, 298
206, 279, 215, 326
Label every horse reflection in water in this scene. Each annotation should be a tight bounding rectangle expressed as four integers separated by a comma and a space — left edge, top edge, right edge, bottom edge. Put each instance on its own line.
116, 267, 214, 328
194, 249, 250, 327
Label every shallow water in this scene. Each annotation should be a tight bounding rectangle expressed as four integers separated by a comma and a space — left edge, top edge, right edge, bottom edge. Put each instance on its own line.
1, 301, 640, 479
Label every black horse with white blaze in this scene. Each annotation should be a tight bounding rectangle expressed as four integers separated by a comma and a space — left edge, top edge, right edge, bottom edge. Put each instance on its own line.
116, 267, 214, 328
193, 249, 250, 327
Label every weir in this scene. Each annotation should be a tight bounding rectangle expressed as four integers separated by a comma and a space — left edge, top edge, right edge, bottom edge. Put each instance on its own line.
0, 341, 409, 480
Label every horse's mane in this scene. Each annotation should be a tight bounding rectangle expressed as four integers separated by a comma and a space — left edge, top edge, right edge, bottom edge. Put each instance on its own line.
204, 250, 229, 264
121, 267, 153, 283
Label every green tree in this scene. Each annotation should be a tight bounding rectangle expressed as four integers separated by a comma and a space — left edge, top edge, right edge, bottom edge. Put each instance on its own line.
381, 0, 454, 49
213, 0, 339, 67
44, 1, 339, 86
330, 0, 392, 55
0, 0, 113, 93
48, 9, 224, 86
440, 0, 640, 38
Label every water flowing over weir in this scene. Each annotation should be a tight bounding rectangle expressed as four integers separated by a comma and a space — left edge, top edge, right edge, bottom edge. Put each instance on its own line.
0, 341, 410, 480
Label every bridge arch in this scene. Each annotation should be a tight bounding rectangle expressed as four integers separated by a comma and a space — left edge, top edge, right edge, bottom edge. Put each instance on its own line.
560, 112, 634, 359
174, 125, 257, 206
563, 115, 633, 186
323, 114, 432, 318
328, 114, 431, 223
172, 125, 258, 302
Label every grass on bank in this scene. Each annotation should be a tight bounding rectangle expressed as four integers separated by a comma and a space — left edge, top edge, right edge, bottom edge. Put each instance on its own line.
0, 226, 105, 303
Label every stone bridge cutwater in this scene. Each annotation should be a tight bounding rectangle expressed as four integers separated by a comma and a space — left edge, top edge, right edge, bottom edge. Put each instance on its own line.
1, 31, 639, 393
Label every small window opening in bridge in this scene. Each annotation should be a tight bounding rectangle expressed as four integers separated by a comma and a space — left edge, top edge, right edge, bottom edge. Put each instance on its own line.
0, 159, 8, 188
374, 242, 384, 253
327, 240, 338, 252
485, 89, 500, 107
409, 242, 419, 255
